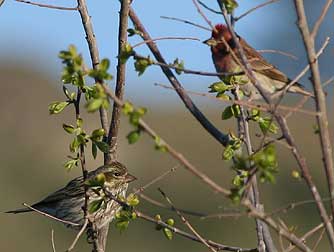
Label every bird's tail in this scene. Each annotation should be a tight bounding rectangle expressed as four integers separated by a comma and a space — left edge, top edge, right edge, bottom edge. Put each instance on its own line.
5, 208, 32, 214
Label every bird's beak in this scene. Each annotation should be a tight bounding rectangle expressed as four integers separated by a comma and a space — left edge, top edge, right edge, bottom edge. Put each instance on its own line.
125, 173, 137, 183
202, 38, 217, 47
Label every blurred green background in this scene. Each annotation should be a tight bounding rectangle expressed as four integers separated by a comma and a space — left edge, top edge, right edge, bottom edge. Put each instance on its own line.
1, 0, 334, 251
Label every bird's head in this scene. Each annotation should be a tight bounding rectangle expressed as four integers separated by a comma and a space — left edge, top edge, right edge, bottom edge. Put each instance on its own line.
88, 161, 137, 189
203, 24, 235, 54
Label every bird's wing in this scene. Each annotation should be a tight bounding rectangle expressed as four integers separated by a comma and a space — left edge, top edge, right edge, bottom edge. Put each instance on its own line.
239, 38, 289, 83
35, 177, 85, 205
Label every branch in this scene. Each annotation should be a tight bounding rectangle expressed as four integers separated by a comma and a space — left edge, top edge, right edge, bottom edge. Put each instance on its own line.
15, 0, 77, 10
135, 210, 257, 252
294, 1, 334, 247
158, 189, 217, 252
129, 7, 230, 146
76, 0, 110, 250
107, 0, 131, 162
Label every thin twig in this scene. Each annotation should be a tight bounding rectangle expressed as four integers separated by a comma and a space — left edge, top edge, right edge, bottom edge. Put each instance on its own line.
66, 219, 89, 252
192, 0, 215, 31
235, 0, 280, 21
135, 210, 257, 252
22, 203, 80, 227
158, 188, 217, 252
133, 165, 178, 194
51, 229, 56, 252
15, 0, 77, 10
132, 37, 200, 48
154, 83, 318, 116
197, 0, 221, 14
160, 16, 211, 31
257, 49, 298, 60
311, 0, 333, 38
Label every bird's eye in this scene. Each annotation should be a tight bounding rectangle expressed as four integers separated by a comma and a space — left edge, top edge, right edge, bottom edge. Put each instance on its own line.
113, 172, 121, 177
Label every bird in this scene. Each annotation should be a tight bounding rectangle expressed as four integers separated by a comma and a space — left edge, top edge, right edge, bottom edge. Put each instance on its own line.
6, 161, 136, 229
203, 24, 313, 100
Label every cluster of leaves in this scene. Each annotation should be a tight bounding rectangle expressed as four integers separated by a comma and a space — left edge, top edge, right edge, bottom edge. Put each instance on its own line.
228, 144, 278, 203
248, 109, 278, 134
122, 102, 147, 144
50, 45, 113, 169
209, 72, 247, 101
251, 144, 278, 183
223, 132, 242, 160
155, 214, 175, 240
114, 194, 140, 231
119, 39, 185, 77
221, 0, 239, 13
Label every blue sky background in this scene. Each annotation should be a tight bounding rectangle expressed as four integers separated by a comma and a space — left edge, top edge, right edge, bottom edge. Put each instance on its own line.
0, 0, 333, 105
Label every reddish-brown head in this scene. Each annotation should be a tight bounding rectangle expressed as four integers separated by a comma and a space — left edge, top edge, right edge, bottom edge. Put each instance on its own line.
212, 24, 233, 42
203, 24, 235, 55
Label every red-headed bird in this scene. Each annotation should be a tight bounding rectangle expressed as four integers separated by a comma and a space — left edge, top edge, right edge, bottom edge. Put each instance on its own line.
203, 24, 313, 100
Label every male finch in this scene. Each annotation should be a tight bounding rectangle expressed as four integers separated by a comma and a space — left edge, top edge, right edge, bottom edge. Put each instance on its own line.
6, 161, 136, 229
204, 24, 313, 100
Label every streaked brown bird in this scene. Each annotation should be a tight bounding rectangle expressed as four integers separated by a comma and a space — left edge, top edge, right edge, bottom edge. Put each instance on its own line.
203, 24, 313, 100
6, 161, 136, 229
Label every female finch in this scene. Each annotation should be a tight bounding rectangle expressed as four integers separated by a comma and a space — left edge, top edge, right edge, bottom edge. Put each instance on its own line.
6, 161, 136, 229
204, 24, 313, 100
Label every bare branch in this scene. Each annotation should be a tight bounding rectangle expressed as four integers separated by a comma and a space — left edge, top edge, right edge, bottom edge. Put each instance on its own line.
160, 16, 211, 31
66, 219, 89, 252
235, 0, 280, 21
132, 36, 200, 48
158, 189, 217, 252
15, 0, 77, 10
129, 7, 230, 146
22, 203, 80, 227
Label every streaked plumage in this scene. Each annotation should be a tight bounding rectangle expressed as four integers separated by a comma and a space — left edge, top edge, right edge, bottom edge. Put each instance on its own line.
6, 161, 136, 229
204, 24, 313, 100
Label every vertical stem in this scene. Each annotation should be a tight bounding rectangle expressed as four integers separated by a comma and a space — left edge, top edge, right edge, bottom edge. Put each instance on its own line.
76, 0, 110, 251
294, 0, 334, 220
107, 0, 130, 163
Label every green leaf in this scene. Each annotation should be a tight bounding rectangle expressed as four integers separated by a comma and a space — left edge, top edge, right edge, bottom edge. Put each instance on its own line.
155, 136, 167, 152
223, 145, 234, 160
127, 28, 142, 37
48, 101, 69, 114
88, 199, 103, 213
127, 131, 140, 144
86, 98, 103, 112
76, 118, 83, 128
100, 58, 110, 71
63, 123, 75, 134
209, 82, 231, 93
127, 194, 140, 206
163, 228, 173, 240
91, 128, 105, 141
86, 173, 106, 187
122, 102, 134, 115
166, 218, 174, 226
173, 58, 184, 75
216, 92, 231, 101
69, 137, 80, 153
223, 0, 239, 14
258, 117, 278, 134
92, 143, 98, 159
64, 158, 78, 171
95, 141, 109, 153
222, 106, 234, 120
119, 42, 134, 64
134, 57, 152, 76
